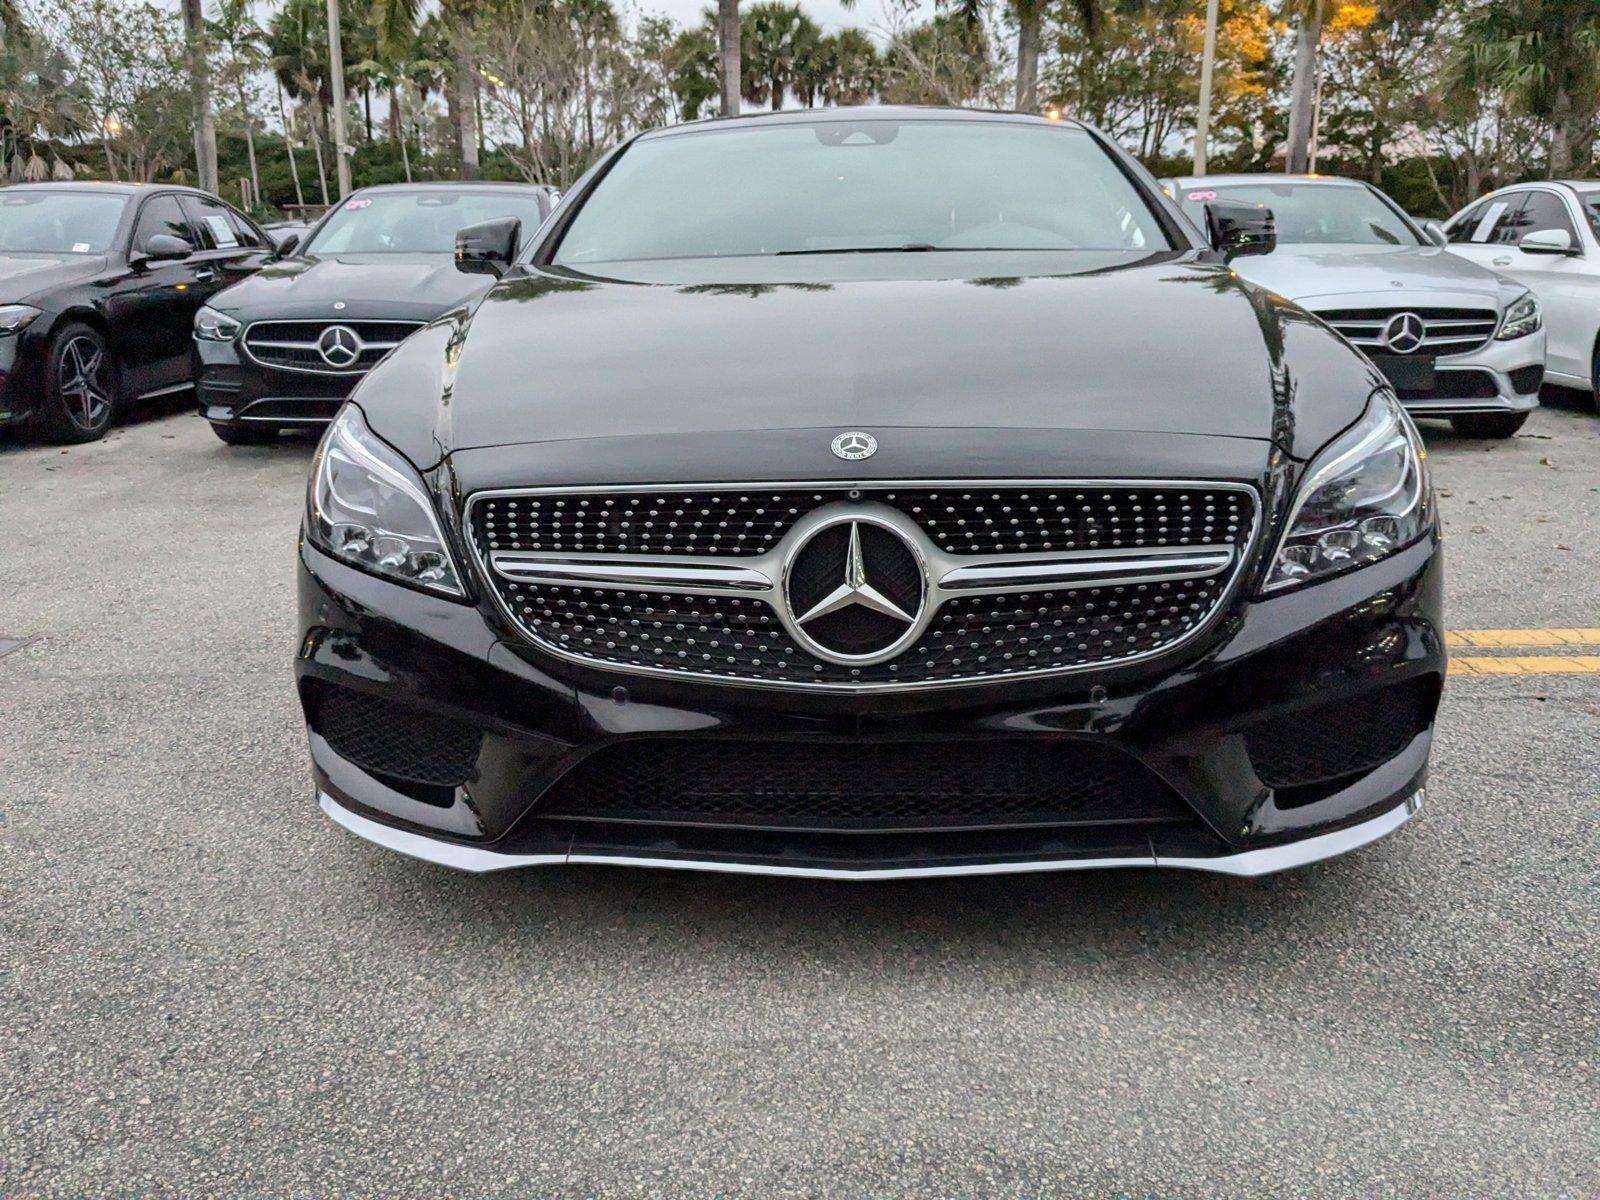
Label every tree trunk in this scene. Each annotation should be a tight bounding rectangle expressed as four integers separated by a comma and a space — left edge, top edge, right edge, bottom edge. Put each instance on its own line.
388, 86, 401, 143
1014, 3, 1040, 112
278, 85, 305, 208
310, 103, 331, 206
1284, 0, 1323, 174
1549, 86, 1574, 178
180, 0, 218, 193
454, 36, 480, 179
718, 0, 741, 117
239, 80, 261, 213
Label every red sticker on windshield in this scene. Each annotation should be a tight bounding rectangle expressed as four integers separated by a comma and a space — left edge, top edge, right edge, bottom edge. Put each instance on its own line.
343, 198, 372, 210
1187, 189, 1218, 201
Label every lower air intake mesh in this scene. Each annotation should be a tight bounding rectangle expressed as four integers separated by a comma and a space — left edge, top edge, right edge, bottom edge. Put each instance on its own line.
535, 738, 1196, 833
315, 683, 482, 788
1245, 678, 1434, 790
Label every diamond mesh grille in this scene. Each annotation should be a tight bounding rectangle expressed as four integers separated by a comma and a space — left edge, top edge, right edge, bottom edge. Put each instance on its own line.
536, 738, 1195, 832
1245, 678, 1433, 789
316, 683, 482, 787
470, 484, 1256, 688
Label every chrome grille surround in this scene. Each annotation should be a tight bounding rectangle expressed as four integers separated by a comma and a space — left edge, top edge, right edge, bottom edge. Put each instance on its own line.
241, 319, 424, 375
466, 481, 1260, 692
1315, 307, 1500, 357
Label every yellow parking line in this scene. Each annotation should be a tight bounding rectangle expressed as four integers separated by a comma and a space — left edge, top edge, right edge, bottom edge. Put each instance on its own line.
1451, 655, 1600, 676
1447, 629, 1600, 649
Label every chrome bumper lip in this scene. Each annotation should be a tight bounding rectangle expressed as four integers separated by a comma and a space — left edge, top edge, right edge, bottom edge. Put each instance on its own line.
319, 790, 1423, 880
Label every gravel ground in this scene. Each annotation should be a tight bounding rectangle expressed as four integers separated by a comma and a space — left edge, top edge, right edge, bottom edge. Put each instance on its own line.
2, 394, 1597, 1198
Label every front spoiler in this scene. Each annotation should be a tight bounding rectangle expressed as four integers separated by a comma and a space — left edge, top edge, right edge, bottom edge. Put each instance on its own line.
320, 789, 1423, 880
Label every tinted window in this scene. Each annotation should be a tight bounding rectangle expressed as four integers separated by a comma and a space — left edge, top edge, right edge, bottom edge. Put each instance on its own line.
132, 195, 194, 254
1174, 181, 1420, 246
1576, 190, 1600, 240
0, 190, 127, 253
181, 194, 265, 251
1445, 200, 1487, 243
1451, 193, 1526, 245
553, 121, 1171, 267
305, 190, 549, 254
1516, 191, 1577, 244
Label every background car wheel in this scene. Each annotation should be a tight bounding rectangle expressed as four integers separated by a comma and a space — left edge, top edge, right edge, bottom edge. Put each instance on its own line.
38, 323, 118, 444
1449, 412, 1529, 439
210, 421, 282, 446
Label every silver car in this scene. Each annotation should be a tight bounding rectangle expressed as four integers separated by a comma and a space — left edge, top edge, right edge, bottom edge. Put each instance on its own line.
1168, 175, 1546, 438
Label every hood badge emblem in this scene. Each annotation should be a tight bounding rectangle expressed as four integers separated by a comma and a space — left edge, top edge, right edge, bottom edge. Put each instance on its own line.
831, 431, 877, 461
333, 301, 347, 310
1379, 311, 1426, 355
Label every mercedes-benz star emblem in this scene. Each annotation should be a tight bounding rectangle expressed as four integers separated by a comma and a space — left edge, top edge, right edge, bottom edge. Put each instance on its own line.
831, 431, 877, 460
1380, 311, 1426, 355
783, 515, 926, 665
317, 324, 362, 368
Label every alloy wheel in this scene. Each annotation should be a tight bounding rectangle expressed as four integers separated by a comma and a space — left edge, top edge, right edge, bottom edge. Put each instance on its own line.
58, 335, 112, 430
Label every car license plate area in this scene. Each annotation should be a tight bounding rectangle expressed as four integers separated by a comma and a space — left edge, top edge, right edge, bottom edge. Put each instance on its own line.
1371, 355, 1436, 392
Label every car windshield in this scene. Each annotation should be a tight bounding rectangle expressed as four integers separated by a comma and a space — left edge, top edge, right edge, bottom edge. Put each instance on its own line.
0, 191, 126, 253
1176, 182, 1422, 247
304, 190, 546, 254
552, 119, 1171, 270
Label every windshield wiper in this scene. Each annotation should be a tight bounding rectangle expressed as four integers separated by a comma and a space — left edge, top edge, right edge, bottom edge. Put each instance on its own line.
776, 244, 939, 255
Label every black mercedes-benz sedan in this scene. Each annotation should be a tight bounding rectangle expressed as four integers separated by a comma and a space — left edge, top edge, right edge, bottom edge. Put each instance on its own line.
300, 108, 1443, 880
0, 181, 271, 443
194, 182, 556, 445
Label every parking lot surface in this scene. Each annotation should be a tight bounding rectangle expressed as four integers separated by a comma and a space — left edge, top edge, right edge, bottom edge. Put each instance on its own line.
2, 397, 1597, 1198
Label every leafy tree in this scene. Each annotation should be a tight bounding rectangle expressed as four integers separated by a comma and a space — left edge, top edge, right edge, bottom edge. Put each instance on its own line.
741, 2, 822, 109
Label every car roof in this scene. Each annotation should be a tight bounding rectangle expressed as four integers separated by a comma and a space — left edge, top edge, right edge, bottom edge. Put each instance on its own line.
0, 181, 219, 197
641, 105, 1090, 141
1173, 174, 1372, 189
350, 181, 556, 195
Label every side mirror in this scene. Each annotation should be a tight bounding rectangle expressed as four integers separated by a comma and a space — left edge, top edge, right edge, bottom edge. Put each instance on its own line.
272, 232, 300, 258
1518, 228, 1576, 256
1420, 219, 1448, 248
138, 233, 194, 263
1205, 199, 1275, 260
455, 217, 521, 278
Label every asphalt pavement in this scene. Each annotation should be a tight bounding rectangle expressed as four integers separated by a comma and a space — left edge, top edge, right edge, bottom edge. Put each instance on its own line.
2, 394, 1597, 1198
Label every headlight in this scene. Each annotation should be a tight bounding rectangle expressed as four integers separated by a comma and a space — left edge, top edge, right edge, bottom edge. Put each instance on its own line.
1496, 291, 1541, 340
194, 305, 242, 342
0, 304, 41, 335
306, 405, 466, 597
1264, 392, 1431, 593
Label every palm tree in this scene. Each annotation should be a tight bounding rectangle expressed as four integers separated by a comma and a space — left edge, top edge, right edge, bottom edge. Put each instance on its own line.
741, 2, 822, 110
210, 0, 267, 210
718, 0, 741, 115
180, 0, 219, 192
821, 29, 879, 105
1011, 0, 1050, 111
1283, 0, 1323, 172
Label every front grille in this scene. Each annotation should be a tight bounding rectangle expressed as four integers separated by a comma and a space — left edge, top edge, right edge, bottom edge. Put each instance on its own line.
469, 484, 1257, 689
1245, 678, 1434, 793
536, 737, 1196, 833
314, 683, 482, 788
242, 320, 422, 374
1317, 307, 1499, 357
1397, 370, 1500, 401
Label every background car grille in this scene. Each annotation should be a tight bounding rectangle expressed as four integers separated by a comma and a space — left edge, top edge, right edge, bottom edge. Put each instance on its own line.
535, 737, 1197, 833
1315, 307, 1499, 357
242, 320, 422, 374
469, 485, 1256, 688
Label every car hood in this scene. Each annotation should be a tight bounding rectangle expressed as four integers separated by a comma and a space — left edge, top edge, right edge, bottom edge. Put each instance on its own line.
356, 251, 1385, 479
1233, 243, 1516, 306
209, 252, 491, 320
0, 252, 108, 304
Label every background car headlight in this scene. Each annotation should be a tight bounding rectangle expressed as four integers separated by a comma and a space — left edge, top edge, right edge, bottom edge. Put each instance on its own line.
1264, 392, 1431, 592
1496, 291, 1541, 340
194, 305, 242, 342
306, 405, 465, 597
0, 304, 42, 335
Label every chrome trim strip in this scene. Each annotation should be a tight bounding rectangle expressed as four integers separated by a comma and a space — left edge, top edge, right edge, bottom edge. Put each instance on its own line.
937, 545, 1235, 594
320, 789, 1421, 878
463, 479, 1262, 693
490, 552, 776, 594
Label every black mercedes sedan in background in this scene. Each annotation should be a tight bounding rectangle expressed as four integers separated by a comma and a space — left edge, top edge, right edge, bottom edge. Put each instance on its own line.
0, 182, 271, 443
301, 108, 1443, 880
194, 182, 556, 445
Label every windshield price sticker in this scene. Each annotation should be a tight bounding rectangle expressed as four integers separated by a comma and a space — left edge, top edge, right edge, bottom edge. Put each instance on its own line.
203, 214, 238, 249
344, 198, 372, 210
1471, 201, 1508, 242
1188, 190, 1218, 201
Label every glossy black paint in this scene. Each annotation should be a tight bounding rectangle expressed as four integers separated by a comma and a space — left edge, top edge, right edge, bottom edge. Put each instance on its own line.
197, 183, 555, 435
297, 109, 1444, 873
0, 182, 271, 435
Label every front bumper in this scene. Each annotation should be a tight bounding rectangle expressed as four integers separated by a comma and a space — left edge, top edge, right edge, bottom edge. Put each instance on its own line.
297, 524, 1446, 879
194, 338, 355, 428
